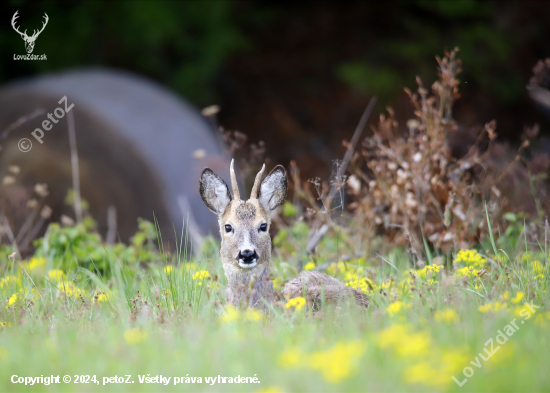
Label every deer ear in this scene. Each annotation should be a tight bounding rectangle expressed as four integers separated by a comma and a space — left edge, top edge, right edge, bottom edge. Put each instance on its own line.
258, 165, 288, 210
199, 168, 232, 214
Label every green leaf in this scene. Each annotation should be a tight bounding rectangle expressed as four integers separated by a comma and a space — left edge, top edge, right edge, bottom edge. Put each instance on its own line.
282, 202, 298, 218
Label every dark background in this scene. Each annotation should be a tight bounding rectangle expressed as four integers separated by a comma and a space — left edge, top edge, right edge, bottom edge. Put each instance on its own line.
2, 0, 550, 178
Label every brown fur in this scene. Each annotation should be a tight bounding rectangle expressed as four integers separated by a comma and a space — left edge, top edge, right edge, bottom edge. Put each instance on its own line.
283, 271, 370, 309
219, 199, 274, 307
199, 163, 369, 310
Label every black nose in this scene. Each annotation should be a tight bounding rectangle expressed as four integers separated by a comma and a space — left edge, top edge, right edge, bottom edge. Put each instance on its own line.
238, 249, 258, 264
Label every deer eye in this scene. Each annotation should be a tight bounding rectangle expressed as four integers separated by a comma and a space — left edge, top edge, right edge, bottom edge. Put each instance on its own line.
259, 223, 268, 232
225, 225, 232, 233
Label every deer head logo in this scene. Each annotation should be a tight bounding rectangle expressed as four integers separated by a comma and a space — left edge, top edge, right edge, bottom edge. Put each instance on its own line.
11, 11, 49, 54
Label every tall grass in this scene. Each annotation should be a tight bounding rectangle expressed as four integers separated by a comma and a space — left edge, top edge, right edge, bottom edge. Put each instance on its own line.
0, 217, 549, 392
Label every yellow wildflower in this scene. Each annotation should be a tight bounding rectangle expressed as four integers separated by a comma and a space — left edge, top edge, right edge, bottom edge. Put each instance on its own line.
386, 301, 410, 316
304, 262, 315, 271
272, 278, 281, 289
27, 257, 46, 272
327, 261, 347, 276
403, 349, 469, 389
182, 262, 198, 271
416, 264, 443, 280
343, 268, 364, 282
396, 332, 430, 357
309, 340, 365, 384
163, 265, 174, 275
0, 321, 11, 328
403, 362, 439, 386
453, 250, 487, 268
396, 278, 415, 296
501, 291, 510, 300
97, 293, 109, 303
434, 308, 458, 324
47, 269, 66, 282
124, 328, 147, 345
0, 276, 20, 289
424, 279, 437, 287
479, 302, 507, 313
511, 292, 524, 304
478, 303, 492, 313
379, 280, 395, 293
277, 347, 306, 369
534, 312, 550, 328
192, 270, 211, 281
244, 308, 264, 322
6, 293, 20, 308
285, 297, 306, 311
440, 349, 470, 375
220, 306, 241, 323
378, 324, 409, 348
346, 277, 374, 294
379, 322, 468, 389
58, 281, 84, 298
514, 303, 535, 318
95, 289, 112, 303
456, 266, 479, 279
532, 261, 545, 275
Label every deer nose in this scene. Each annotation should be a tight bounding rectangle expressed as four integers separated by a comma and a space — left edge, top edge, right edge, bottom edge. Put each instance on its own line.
238, 249, 258, 264
241, 249, 254, 258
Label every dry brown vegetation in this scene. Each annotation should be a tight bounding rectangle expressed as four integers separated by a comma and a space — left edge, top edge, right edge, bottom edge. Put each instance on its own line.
275, 49, 550, 266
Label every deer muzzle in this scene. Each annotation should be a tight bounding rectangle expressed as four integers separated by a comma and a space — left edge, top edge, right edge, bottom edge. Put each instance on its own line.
237, 249, 259, 269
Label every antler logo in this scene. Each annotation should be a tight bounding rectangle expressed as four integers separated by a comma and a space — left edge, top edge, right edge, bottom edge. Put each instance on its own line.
11, 11, 49, 54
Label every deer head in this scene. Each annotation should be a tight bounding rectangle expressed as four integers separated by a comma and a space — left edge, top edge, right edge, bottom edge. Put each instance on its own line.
12, 11, 49, 54
199, 161, 287, 276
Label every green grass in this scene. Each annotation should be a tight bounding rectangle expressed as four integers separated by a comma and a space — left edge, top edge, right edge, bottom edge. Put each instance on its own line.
0, 221, 549, 392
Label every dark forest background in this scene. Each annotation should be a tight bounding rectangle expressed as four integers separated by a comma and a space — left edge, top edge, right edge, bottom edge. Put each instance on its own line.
1, 0, 550, 178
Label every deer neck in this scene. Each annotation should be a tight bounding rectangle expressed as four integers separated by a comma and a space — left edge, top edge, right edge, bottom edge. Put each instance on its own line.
223, 260, 274, 308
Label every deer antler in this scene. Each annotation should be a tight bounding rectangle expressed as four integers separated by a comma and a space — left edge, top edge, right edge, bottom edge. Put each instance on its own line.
250, 164, 265, 199
11, 11, 49, 40
230, 159, 241, 200
30, 13, 48, 39
11, 11, 28, 38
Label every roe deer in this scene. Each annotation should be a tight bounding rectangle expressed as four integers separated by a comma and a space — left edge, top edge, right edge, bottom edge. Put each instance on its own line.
199, 161, 369, 310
